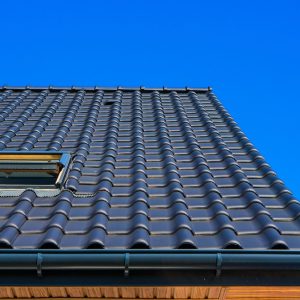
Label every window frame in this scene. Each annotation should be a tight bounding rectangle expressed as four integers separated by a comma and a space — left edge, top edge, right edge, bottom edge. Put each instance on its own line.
0, 151, 71, 190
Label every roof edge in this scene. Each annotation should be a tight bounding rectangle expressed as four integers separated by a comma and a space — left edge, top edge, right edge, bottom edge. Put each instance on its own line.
0, 86, 211, 92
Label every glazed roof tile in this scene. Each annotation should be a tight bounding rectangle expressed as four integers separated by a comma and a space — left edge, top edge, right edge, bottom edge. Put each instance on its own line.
0, 86, 298, 250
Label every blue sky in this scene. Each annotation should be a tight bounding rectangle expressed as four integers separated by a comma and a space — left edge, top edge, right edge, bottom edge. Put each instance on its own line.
0, 0, 299, 197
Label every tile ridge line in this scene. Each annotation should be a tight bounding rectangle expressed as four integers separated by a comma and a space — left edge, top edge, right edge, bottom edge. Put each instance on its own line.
0, 85, 211, 92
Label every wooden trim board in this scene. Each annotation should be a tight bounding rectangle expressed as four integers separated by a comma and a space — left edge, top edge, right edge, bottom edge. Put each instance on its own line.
0, 287, 300, 299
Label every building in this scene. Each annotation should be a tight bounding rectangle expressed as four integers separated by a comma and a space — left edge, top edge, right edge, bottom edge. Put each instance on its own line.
0, 86, 299, 299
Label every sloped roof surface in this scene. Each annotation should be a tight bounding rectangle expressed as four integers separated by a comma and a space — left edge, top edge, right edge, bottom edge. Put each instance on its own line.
0, 86, 298, 250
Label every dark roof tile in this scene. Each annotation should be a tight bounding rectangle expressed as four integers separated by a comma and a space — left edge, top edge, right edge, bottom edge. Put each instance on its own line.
0, 87, 298, 250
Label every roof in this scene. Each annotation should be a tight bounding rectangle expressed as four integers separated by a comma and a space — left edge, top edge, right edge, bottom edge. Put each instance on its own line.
0, 86, 298, 250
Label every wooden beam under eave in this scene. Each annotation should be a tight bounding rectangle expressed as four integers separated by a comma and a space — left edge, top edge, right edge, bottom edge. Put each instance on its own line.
0, 286, 300, 299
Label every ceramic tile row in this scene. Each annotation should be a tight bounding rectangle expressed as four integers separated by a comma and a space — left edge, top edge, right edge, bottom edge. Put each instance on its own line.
0, 88, 297, 249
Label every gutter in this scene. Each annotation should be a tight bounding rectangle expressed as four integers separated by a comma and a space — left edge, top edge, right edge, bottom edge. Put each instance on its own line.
1, 250, 300, 272
0, 249, 300, 286
0, 253, 300, 272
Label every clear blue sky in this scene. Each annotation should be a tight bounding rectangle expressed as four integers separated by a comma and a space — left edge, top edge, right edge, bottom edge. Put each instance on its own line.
1, 1, 299, 197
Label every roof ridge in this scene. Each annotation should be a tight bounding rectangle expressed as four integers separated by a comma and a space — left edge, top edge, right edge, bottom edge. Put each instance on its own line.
0, 85, 211, 92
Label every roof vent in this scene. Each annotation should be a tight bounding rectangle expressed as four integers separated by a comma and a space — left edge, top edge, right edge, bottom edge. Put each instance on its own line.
103, 99, 116, 106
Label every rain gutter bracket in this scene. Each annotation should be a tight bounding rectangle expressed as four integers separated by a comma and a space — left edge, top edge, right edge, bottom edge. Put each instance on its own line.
124, 252, 130, 277
216, 253, 222, 277
37, 253, 43, 277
